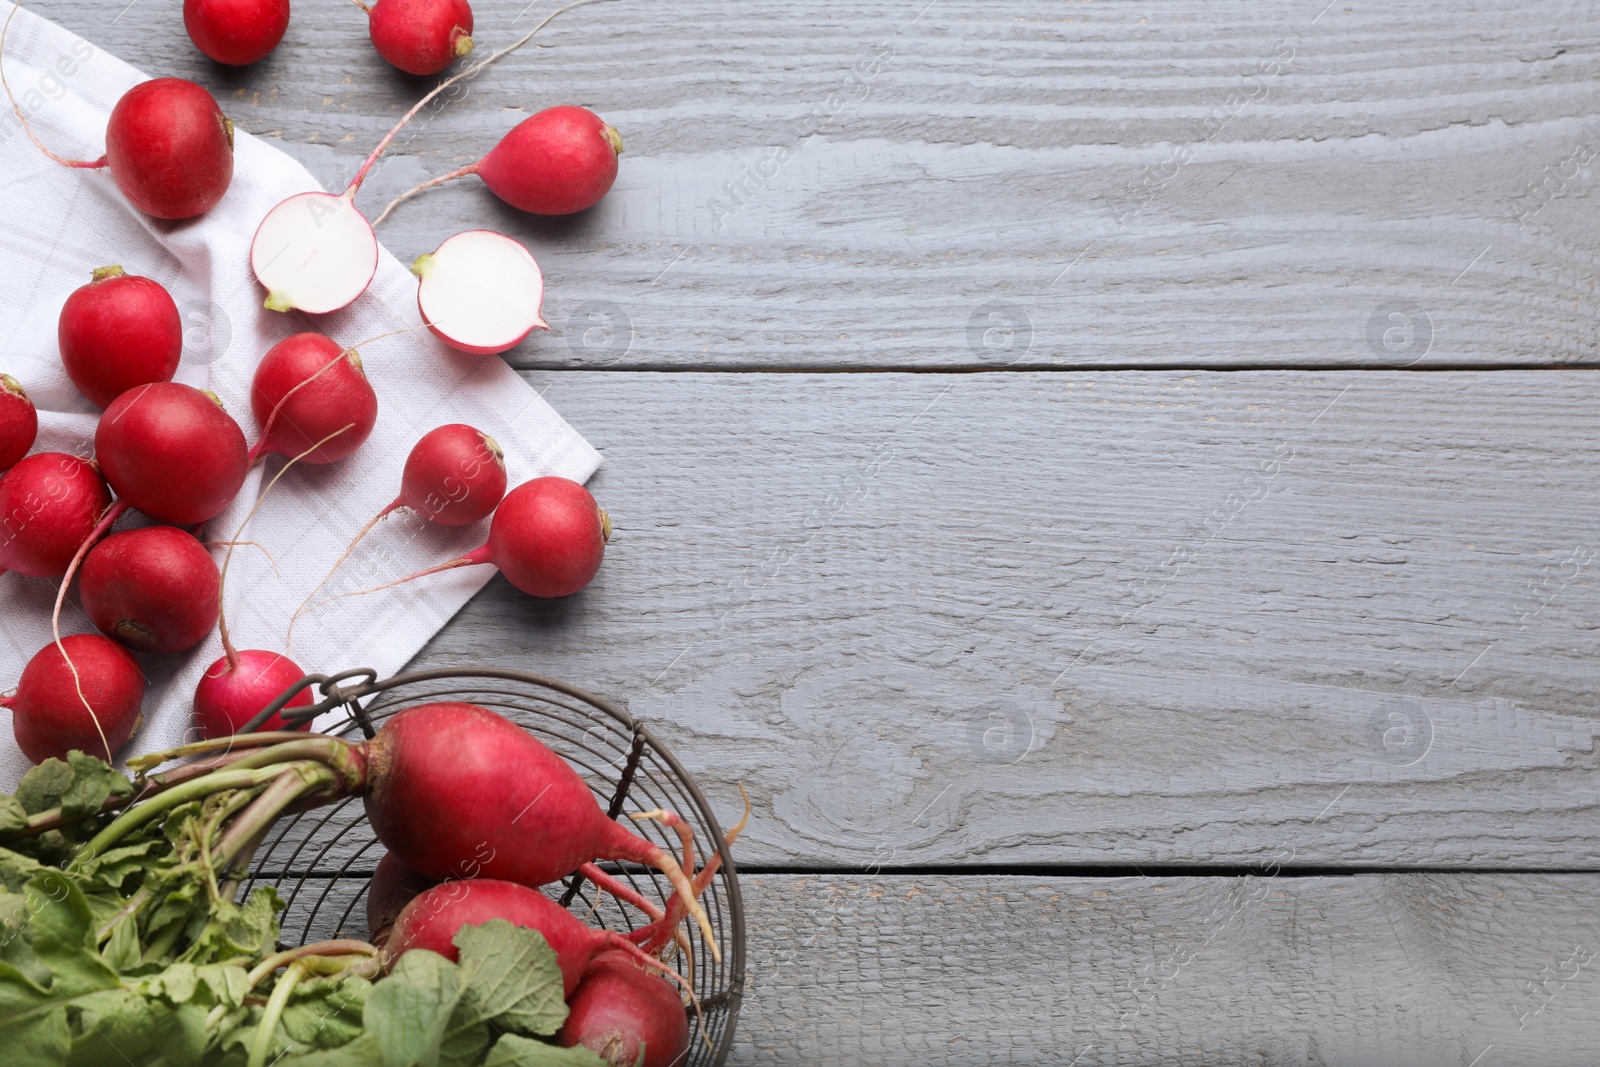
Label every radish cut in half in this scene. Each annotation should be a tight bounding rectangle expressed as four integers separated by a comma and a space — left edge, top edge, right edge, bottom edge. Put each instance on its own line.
413, 230, 549, 355
251, 192, 379, 314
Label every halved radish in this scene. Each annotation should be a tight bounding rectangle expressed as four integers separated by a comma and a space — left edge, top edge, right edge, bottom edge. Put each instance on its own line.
413, 231, 548, 355
251, 192, 380, 314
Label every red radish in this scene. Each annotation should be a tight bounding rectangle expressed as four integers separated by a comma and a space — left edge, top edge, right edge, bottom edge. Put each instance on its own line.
57, 266, 183, 409
366, 852, 439, 947
559, 951, 690, 1067
248, 333, 378, 465
249, 0, 609, 313
413, 231, 548, 355
3, 12, 234, 220
378, 106, 621, 225
194, 650, 313, 738
310, 477, 609, 609
0, 453, 113, 579
184, 0, 291, 66
360, 0, 474, 76
79, 526, 219, 654
95, 383, 250, 526
3, 634, 144, 764
0, 375, 38, 472
384, 879, 683, 998
360, 702, 717, 956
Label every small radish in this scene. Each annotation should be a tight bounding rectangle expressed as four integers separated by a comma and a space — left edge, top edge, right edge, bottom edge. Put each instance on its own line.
249, 0, 609, 313
0, 453, 113, 579
413, 231, 548, 355
359, 0, 474, 76
248, 333, 378, 465
95, 383, 250, 527
376, 105, 621, 224
366, 852, 440, 947
58, 266, 183, 409
309, 477, 609, 609
0, 375, 38, 471
290, 424, 506, 635
194, 650, 313, 738
360, 703, 717, 956
383, 879, 684, 998
184, 0, 291, 66
559, 951, 690, 1067
79, 526, 219, 654
3, 634, 144, 764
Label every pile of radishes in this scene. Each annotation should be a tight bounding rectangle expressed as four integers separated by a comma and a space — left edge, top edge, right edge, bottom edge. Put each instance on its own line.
1, 0, 632, 766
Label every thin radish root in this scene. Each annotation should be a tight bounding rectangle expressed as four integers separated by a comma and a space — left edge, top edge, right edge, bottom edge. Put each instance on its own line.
1, 3, 107, 170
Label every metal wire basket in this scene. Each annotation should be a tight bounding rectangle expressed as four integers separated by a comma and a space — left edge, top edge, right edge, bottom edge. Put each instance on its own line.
237, 667, 745, 1067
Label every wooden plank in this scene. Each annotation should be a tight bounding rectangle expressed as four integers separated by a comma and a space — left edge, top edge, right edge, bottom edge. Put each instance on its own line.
28, 0, 1600, 369
269, 368, 1600, 870
273, 872, 1600, 1065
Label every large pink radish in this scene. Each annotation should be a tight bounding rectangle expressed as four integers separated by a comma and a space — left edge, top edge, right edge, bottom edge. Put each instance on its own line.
360, 702, 716, 956
194, 650, 313, 738
0, 374, 39, 471
559, 950, 690, 1067
0, 453, 113, 579
248, 333, 378, 465
249, 0, 607, 313
184, 0, 291, 66
95, 383, 250, 526
383, 879, 683, 998
79, 526, 219, 654
58, 266, 183, 409
377, 105, 621, 224
360, 0, 474, 76
3, 634, 144, 764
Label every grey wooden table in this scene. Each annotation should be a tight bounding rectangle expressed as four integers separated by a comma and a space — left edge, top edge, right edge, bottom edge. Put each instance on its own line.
35, 0, 1600, 1062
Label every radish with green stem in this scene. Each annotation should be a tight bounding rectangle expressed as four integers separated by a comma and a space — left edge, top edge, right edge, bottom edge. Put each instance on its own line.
0, 375, 38, 471
249, 0, 612, 314
184, 0, 291, 66
248, 332, 379, 465
305, 476, 609, 611
0, 453, 112, 579
4, 634, 143, 764
413, 230, 548, 355
356, 0, 474, 76
2, 8, 235, 219
58, 266, 183, 409
376, 104, 622, 224
80, 526, 220, 653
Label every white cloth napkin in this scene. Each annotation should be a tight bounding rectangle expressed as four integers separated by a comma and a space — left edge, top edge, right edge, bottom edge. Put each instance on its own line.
0, 3, 602, 788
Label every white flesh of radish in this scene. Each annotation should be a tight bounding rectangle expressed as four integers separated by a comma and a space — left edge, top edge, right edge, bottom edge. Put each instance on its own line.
251, 192, 380, 314
414, 231, 548, 355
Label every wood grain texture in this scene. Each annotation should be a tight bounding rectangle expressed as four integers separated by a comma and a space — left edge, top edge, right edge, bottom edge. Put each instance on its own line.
284, 369, 1600, 870
29, 0, 1600, 369
274, 872, 1600, 1066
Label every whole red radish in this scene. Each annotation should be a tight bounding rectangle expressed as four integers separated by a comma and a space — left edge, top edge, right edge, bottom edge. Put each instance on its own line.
95, 383, 250, 526
359, 703, 716, 954
4, 635, 144, 764
57, 266, 183, 409
104, 78, 236, 220
364, 0, 474, 76
366, 851, 440, 947
194, 650, 314, 738
0, 375, 38, 471
377, 106, 621, 222
248, 333, 378, 464
184, 0, 291, 66
384, 880, 678, 998
396, 424, 507, 525
560, 951, 690, 1067
413, 231, 548, 355
79, 527, 219, 654
0, 453, 113, 579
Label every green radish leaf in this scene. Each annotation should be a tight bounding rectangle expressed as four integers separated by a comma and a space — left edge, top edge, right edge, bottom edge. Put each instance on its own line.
0, 847, 43, 891
101, 912, 140, 972
60, 752, 132, 819
65, 990, 207, 1067
281, 974, 371, 1051
278, 1033, 384, 1066
0, 959, 72, 1064
24, 872, 119, 997
367, 949, 463, 1067
483, 1034, 610, 1067
0, 795, 28, 836
15, 760, 75, 816
439, 1021, 492, 1067
452, 921, 569, 1037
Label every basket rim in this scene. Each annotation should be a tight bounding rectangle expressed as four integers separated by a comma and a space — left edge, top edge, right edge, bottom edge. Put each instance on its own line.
257, 665, 747, 1064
